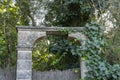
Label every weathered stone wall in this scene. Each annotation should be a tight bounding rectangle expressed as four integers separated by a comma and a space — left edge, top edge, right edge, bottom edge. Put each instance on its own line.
32, 69, 80, 80
0, 68, 80, 80
0, 68, 16, 80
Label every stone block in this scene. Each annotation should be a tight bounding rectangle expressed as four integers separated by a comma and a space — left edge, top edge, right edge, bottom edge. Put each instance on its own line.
17, 70, 31, 79
18, 51, 32, 60
17, 60, 32, 70
81, 60, 88, 79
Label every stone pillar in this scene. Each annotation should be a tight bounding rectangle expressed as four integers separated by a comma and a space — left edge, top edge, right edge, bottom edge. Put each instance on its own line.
16, 48, 32, 80
81, 60, 88, 79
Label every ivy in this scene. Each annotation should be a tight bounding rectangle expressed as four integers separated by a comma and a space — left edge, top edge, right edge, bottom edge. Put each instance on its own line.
72, 22, 120, 80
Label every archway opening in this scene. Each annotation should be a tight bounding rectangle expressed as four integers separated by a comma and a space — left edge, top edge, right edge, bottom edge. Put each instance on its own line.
32, 32, 81, 80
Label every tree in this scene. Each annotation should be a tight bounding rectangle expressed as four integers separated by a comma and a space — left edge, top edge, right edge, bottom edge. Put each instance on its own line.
0, 0, 19, 68
103, 0, 120, 64
43, 0, 108, 26
16, 0, 36, 26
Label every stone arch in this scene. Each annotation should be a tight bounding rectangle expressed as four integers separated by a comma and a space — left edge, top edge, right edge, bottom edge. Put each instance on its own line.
16, 26, 87, 80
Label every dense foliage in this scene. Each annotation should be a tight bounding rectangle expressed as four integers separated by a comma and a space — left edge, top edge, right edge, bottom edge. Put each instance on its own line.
83, 23, 120, 80
103, 0, 120, 65
0, 0, 19, 68
80, 22, 120, 80
0, 0, 120, 80
104, 28, 120, 64
44, 0, 108, 26
32, 36, 80, 71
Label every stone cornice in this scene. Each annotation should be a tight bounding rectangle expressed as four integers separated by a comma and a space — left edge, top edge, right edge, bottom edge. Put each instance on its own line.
16, 26, 85, 32
17, 46, 33, 51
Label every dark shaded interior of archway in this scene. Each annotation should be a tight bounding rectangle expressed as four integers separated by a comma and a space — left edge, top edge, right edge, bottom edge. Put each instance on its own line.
32, 33, 80, 71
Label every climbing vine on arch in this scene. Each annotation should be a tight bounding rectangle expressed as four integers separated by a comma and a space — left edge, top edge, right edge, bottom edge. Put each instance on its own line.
73, 22, 120, 80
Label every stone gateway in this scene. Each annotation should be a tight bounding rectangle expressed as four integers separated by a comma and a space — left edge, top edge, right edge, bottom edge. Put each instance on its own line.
16, 26, 87, 80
